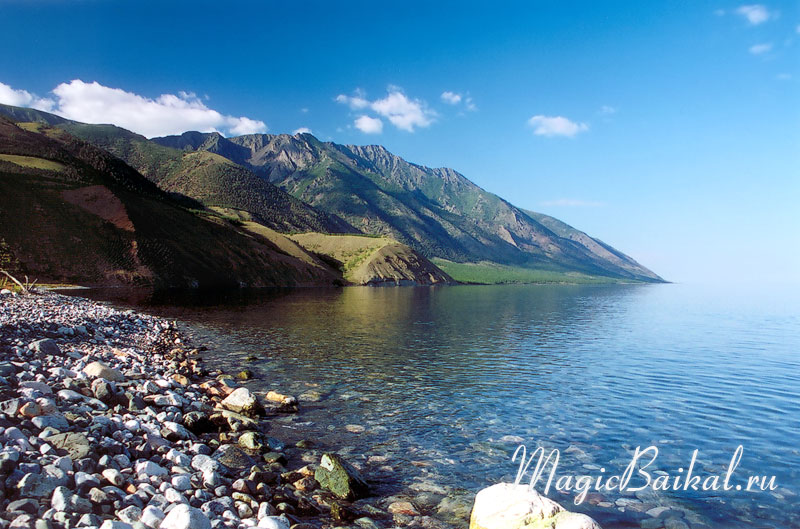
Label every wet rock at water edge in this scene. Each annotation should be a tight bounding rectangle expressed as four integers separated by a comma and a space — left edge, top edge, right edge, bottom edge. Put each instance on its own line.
314, 452, 369, 500
221, 387, 264, 417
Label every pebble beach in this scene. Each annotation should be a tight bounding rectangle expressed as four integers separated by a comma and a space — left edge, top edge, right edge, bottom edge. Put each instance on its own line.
0, 291, 457, 529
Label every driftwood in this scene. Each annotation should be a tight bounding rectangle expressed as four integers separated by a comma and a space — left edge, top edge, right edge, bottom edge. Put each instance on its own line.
0, 270, 37, 294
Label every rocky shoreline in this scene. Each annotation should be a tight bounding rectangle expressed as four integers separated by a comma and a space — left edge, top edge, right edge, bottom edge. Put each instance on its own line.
0, 291, 465, 529
0, 290, 607, 529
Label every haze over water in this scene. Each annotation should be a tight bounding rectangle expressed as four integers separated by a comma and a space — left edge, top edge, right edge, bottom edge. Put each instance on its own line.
78, 283, 800, 528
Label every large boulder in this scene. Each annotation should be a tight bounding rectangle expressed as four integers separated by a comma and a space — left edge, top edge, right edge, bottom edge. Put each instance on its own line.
220, 387, 263, 417
469, 483, 601, 529
314, 453, 369, 500
45, 432, 91, 459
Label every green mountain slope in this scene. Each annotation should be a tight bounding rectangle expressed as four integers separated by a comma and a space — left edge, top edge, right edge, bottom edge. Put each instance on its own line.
0, 103, 662, 283
522, 210, 655, 281
153, 132, 663, 282
0, 104, 354, 234
0, 117, 348, 288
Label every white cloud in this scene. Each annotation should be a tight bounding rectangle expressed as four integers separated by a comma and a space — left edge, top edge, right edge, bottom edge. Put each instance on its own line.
228, 117, 268, 136
527, 115, 588, 138
292, 127, 312, 135
749, 42, 773, 54
336, 87, 435, 132
35, 80, 267, 138
0, 82, 55, 111
441, 90, 477, 111
371, 91, 435, 132
335, 91, 370, 110
354, 115, 383, 134
541, 199, 605, 207
599, 105, 617, 115
735, 5, 773, 25
441, 91, 462, 105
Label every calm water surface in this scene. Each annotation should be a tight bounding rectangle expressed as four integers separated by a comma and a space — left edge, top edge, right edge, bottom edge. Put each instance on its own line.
72, 284, 800, 528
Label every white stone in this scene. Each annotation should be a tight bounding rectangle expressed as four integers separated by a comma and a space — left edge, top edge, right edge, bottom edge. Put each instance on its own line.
83, 361, 124, 382
171, 474, 192, 491
141, 505, 166, 529
57, 389, 85, 402
51, 486, 73, 511
468, 483, 601, 529
158, 504, 211, 529
202, 469, 223, 488
117, 505, 143, 524
164, 487, 187, 504
257, 503, 277, 520
166, 449, 191, 467
162, 421, 194, 441
256, 515, 290, 529
31, 414, 69, 430
136, 460, 168, 477
221, 387, 261, 416
191, 454, 220, 474
102, 468, 125, 487
100, 521, 133, 529
19, 381, 53, 395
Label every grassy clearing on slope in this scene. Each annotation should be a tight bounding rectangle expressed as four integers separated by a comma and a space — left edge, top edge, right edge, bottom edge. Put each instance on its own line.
0, 154, 66, 172
433, 259, 629, 285
16, 122, 45, 133
288, 232, 393, 276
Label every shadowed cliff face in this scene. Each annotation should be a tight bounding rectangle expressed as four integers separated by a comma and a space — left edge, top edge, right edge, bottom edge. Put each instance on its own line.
0, 118, 346, 288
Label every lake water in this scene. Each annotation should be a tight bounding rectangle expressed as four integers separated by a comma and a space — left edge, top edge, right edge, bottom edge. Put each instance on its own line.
72, 283, 800, 528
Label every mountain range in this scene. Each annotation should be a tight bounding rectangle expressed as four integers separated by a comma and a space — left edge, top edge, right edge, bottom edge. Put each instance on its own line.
0, 103, 663, 287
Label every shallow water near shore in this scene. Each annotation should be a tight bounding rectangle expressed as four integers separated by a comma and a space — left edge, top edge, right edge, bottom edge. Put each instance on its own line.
66, 283, 800, 528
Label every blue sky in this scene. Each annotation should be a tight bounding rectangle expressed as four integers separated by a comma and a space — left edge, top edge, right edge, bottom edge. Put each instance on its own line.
1, 0, 798, 284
